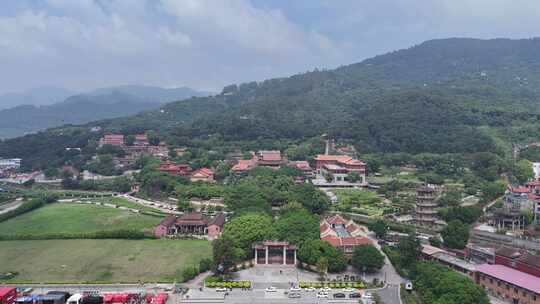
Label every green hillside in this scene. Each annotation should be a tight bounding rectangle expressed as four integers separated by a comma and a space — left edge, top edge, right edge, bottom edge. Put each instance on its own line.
2, 38, 540, 169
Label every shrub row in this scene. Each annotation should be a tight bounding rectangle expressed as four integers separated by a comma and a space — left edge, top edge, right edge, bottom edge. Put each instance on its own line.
181, 258, 213, 283
0, 229, 150, 241
298, 281, 364, 289
0, 194, 58, 223
205, 281, 251, 288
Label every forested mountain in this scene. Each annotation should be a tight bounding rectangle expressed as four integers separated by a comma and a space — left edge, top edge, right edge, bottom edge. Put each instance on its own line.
3, 38, 540, 169
0, 85, 211, 138
0, 86, 75, 110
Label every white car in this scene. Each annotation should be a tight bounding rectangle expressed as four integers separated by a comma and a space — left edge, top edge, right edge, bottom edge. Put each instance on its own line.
342, 288, 356, 293
215, 287, 228, 292
362, 292, 373, 299
317, 292, 329, 298
265, 287, 278, 292
305, 287, 316, 292
321, 287, 332, 292
290, 286, 302, 292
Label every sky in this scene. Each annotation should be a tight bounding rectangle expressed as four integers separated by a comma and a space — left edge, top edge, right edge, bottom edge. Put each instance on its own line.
1, 0, 540, 95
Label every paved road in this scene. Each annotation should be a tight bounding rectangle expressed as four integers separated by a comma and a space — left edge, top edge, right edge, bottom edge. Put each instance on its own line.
375, 285, 401, 304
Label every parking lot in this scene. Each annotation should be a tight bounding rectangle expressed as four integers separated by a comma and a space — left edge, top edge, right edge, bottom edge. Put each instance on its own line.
183, 287, 373, 304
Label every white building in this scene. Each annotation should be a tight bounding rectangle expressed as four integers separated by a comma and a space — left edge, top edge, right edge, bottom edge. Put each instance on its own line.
533, 162, 540, 180
0, 158, 21, 170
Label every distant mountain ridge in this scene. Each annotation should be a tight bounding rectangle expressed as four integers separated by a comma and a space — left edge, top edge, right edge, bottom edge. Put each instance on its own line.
0, 86, 75, 110
0, 85, 211, 138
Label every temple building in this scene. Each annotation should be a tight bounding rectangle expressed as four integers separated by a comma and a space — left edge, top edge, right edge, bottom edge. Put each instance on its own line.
256, 150, 285, 168
156, 162, 191, 176
153, 212, 225, 240
320, 214, 372, 256
253, 240, 297, 266
415, 185, 444, 229
99, 134, 124, 147
314, 155, 367, 184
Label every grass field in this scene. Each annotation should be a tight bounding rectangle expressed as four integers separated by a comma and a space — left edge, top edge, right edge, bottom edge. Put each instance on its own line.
0, 239, 211, 283
333, 188, 391, 216
91, 197, 165, 214
0, 203, 162, 235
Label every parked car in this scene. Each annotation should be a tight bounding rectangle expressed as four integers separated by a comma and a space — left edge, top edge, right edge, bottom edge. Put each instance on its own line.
342, 288, 356, 293
333, 293, 346, 299
305, 287, 316, 292
289, 286, 301, 292
316, 292, 328, 298
362, 292, 373, 299
215, 288, 228, 292
349, 292, 361, 298
265, 287, 277, 293
288, 292, 301, 299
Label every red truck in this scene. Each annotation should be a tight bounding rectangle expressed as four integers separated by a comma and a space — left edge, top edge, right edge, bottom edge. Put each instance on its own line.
0, 287, 17, 304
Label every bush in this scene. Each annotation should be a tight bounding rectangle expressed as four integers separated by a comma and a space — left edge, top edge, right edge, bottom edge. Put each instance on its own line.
181, 266, 200, 282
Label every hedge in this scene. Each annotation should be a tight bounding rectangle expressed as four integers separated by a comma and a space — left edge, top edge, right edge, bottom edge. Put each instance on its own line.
0, 229, 150, 241
0, 195, 58, 223
205, 281, 251, 288
298, 281, 364, 289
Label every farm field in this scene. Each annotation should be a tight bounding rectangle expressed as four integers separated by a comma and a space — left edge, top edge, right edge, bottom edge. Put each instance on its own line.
0, 239, 211, 283
0, 203, 162, 235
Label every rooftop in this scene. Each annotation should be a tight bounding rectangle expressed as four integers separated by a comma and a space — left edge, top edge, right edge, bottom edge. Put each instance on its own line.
476, 264, 540, 294
258, 150, 282, 162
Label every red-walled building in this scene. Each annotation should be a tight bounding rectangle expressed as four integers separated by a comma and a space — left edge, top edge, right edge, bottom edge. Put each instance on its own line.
0, 287, 16, 304
495, 247, 540, 278
314, 155, 367, 184
100, 134, 124, 147
156, 162, 191, 176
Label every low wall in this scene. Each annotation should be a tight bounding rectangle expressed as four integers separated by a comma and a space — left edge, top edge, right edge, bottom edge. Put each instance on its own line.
471, 230, 540, 252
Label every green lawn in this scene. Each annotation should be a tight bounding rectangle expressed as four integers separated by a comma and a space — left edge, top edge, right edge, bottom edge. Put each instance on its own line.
0, 203, 162, 235
333, 188, 391, 216
0, 239, 211, 283
90, 196, 165, 214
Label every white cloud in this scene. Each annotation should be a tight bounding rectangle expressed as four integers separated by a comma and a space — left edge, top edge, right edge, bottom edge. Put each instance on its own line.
0, 0, 339, 94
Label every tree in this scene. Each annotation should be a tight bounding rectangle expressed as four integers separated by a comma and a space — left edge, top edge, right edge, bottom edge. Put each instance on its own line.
351, 244, 385, 273
441, 220, 470, 249
224, 182, 271, 214
112, 176, 132, 193
214, 163, 231, 181
397, 233, 421, 275
222, 213, 276, 258
316, 257, 328, 280
289, 184, 330, 214
368, 219, 388, 239
513, 159, 534, 184
437, 188, 462, 207
480, 180, 506, 203
440, 206, 482, 224
297, 239, 347, 273
274, 209, 319, 245
347, 172, 361, 183
212, 235, 239, 274
43, 167, 59, 178
125, 135, 135, 146
146, 131, 160, 146
415, 262, 489, 304
429, 236, 442, 247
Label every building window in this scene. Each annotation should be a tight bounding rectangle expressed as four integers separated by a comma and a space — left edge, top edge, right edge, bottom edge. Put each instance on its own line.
490, 279, 493, 284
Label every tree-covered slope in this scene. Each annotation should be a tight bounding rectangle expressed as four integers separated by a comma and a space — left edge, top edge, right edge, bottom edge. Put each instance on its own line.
3, 38, 540, 169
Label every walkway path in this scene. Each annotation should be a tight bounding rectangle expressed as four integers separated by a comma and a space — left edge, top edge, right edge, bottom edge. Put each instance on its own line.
121, 194, 181, 214
0, 200, 23, 215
